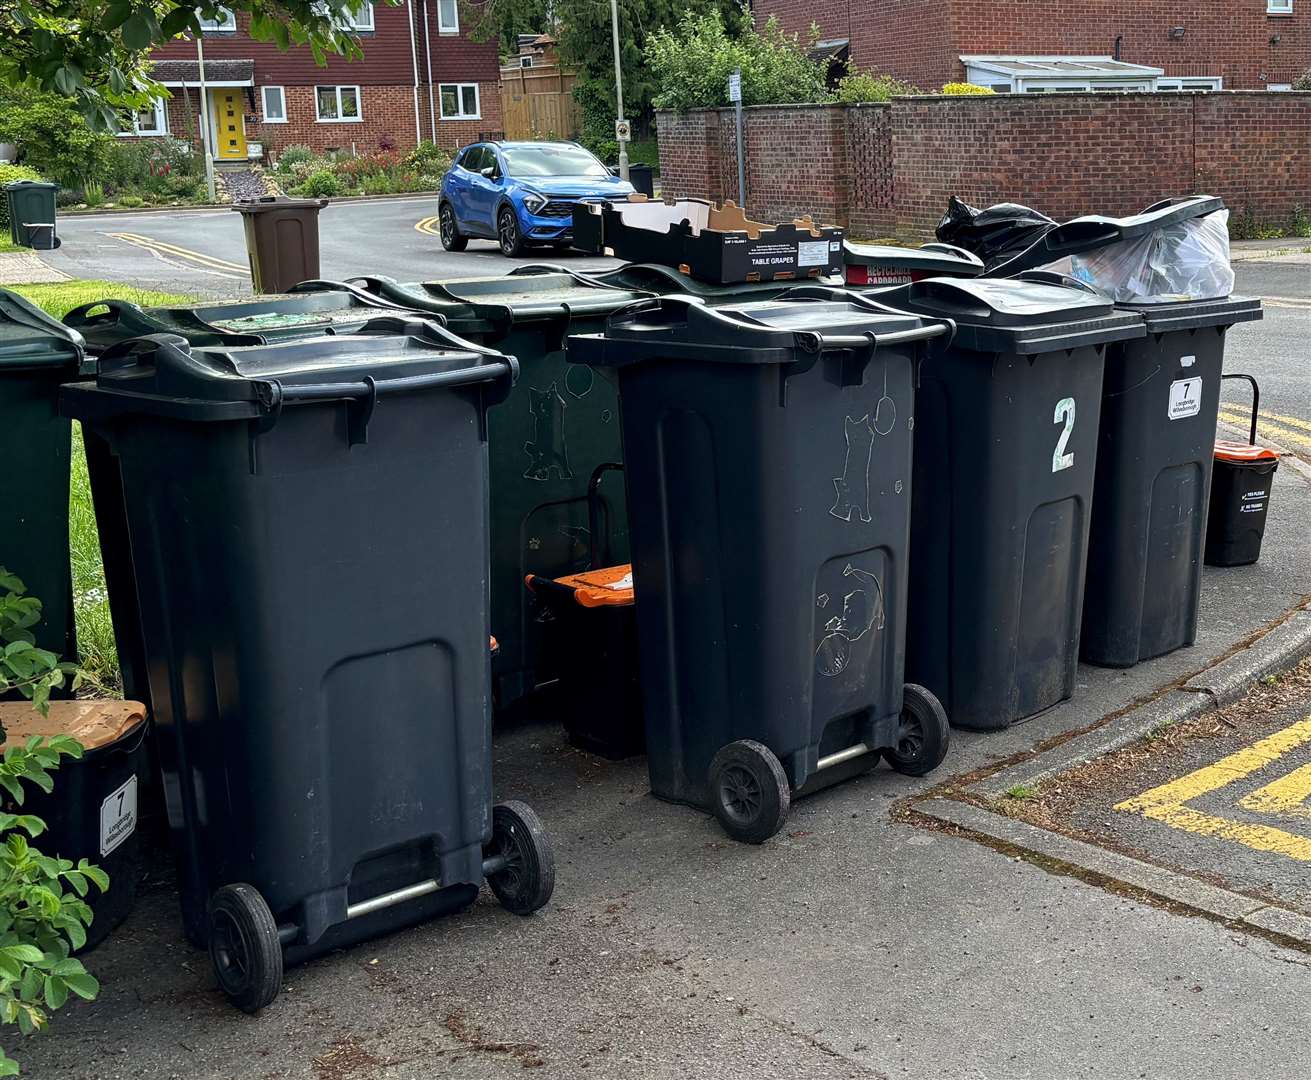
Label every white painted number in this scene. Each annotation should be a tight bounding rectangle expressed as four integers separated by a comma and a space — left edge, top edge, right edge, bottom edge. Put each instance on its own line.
1052, 397, 1075, 473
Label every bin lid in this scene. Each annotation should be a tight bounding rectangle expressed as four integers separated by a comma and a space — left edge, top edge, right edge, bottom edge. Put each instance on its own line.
0, 288, 85, 371
570, 295, 946, 369
230, 195, 329, 214
536, 564, 635, 607
1118, 294, 1263, 333
874, 277, 1145, 354
3, 179, 58, 192
66, 285, 419, 355
60, 317, 511, 423
0, 699, 146, 751
600, 261, 844, 300
1214, 439, 1279, 464
843, 240, 984, 275
399, 266, 652, 323
988, 195, 1225, 277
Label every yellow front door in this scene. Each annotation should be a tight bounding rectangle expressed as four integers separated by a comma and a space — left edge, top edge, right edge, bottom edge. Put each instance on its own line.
212, 90, 247, 160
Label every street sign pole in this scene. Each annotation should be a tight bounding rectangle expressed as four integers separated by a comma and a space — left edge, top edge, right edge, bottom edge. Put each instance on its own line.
195, 33, 217, 203
729, 69, 744, 206
610, 0, 629, 181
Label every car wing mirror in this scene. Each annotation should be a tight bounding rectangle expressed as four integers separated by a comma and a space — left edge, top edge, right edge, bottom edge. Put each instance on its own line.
480, 165, 498, 179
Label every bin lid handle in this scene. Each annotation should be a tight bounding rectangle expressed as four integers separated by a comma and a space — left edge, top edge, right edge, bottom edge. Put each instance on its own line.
508, 263, 631, 293
290, 278, 411, 311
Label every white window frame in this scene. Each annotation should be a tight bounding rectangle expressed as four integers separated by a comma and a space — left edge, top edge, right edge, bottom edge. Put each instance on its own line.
437, 0, 459, 34
118, 99, 169, 137
197, 7, 237, 31
1157, 77, 1223, 91
1023, 82, 1091, 93
439, 83, 480, 120
520, 55, 533, 68
261, 85, 288, 123
1267, 83, 1293, 91
314, 85, 363, 123
1267, 0, 1293, 14
345, 1, 374, 30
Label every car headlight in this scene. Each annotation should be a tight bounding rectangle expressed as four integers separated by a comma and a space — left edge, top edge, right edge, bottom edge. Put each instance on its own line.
522, 191, 547, 214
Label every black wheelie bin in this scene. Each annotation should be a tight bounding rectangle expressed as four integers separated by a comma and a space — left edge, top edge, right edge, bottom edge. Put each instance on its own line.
570, 296, 955, 843
596, 260, 843, 303
0, 289, 84, 671
323, 267, 653, 712
61, 318, 555, 1013
873, 277, 1146, 730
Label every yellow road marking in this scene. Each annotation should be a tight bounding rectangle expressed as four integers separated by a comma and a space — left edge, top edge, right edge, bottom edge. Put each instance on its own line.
1251, 410, 1311, 436
108, 232, 249, 274
415, 216, 441, 236
1217, 408, 1311, 451
1240, 762, 1311, 820
1115, 715, 1311, 863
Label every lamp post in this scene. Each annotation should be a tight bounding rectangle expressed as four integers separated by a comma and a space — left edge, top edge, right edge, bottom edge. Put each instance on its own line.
195, 32, 217, 202
609, 0, 629, 181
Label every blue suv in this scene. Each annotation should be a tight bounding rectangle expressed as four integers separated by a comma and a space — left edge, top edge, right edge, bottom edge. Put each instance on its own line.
438, 141, 635, 257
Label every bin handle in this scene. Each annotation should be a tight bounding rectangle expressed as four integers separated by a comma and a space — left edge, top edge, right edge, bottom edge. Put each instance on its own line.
63, 298, 137, 327
508, 263, 631, 292
289, 278, 420, 312
348, 314, 505, 361
587, 462, 624, 568
1221, 373, 1260, 445
1014, 270, 1106, 296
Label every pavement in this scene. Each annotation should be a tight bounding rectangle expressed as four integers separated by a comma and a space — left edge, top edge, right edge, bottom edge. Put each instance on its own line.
8, 213, 1311, 1080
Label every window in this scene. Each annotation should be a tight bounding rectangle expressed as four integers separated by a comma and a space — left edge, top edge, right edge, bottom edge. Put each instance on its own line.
261, 85, 287, 122
437, 0, 458, 33
1267, 0, 1293, 14
118, 99, 168, 136
345, 1, 373, 30
315, 85, 362, 122
1157, 77, 1222, 91
1267, 83, 1293, 91
197, 7, 236, 30
439, 83, 480, 120
520, 55, 533, 68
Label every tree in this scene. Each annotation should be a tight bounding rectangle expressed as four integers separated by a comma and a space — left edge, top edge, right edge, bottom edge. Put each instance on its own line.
0, 1, 383, 129
464, 0, 552, 61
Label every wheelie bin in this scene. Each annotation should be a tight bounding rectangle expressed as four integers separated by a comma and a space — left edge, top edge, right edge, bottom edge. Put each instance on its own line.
570, 296, 955, 843
61, 318, 555, 1013
873, 277, 1146, 730
63, 284, 421, 356
326, 266, 654, 711
1206, 374, 1280, 567
0, 288, 84, 669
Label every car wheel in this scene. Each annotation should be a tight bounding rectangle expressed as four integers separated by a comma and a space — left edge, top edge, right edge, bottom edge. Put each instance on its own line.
498, 206, 526, 257
439, 202, 467, 252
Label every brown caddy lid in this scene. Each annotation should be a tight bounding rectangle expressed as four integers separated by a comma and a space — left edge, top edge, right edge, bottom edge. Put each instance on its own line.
0, 700, 146, 752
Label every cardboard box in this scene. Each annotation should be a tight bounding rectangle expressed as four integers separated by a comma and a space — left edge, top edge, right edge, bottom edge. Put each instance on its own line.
572, 196, 844, 284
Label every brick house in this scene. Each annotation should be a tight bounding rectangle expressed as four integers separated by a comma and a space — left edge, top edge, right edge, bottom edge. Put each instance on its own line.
757, 0, 1309, 92
128, 3, 502, 162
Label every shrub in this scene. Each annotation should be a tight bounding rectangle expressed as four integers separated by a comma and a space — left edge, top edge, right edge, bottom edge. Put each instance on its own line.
403, 141, 452, 175
0, 164, 46, 231
940, 82, 995, 96
115, 194, 143, 208
647, 9, 832, 112
1293, 67, 1311, 91
836, 68, 919, 103
0, 87, 114, 190
295, 169, 341, 197
275, 144, 316, 170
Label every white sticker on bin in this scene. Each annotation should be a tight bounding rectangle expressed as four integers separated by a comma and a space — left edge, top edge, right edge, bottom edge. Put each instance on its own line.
605, 571, 634, 591
1168, 377, 1203, 421
797, 240, 830, 267
100, 775, 138, 857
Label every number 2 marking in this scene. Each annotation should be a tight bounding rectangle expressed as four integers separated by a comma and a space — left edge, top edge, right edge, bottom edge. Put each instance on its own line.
1052, 397, 1075, 473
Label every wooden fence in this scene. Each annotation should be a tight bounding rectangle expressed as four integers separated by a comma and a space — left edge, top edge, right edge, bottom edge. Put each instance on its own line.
500, 65, 581, 140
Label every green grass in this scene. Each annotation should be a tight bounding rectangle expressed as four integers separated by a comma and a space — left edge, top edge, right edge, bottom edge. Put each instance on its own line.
15, 280, 196, 694
9, 280, 194, 321
0, 236, 24, 253
1004, 785, 1039, 801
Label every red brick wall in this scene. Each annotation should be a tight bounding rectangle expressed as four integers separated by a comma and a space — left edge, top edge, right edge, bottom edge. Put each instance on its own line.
755, 0, 1309, 90
658, 92, 1311, 237
161, 81, 501, 157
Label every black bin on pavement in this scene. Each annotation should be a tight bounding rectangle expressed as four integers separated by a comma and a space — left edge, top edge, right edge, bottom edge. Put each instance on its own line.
1080, 294, 1262, 666
0, 289, 84, 670
571, 297, 954, 843
628, 164, 655, 198
61, 318, 555, 1013
1206, 374, 1280, 567
874, 278, 1145, 730
5, 179, 60, 250
231, 196, 329, 294
332, 267, 652, 712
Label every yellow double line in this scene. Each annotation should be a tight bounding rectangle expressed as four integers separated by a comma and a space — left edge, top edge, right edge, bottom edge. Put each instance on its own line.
415, 216, 441, 236
108, 232, 249, 277
1217, 406, 1311, 453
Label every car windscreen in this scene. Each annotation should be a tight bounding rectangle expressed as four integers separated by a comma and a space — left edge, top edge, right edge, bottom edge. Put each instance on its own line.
501, 145, 609, 178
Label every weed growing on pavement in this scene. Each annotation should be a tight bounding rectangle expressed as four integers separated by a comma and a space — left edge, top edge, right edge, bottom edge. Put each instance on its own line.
1004, 785, 1039, 801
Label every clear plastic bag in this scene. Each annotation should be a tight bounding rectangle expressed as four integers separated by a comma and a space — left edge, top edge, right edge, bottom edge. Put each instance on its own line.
1058, 210, 1234, 303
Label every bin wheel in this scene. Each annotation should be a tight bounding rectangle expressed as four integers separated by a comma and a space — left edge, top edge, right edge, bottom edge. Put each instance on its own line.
884, 683, 950, 777
486, 801, 555, 915
439, 202, 467, 252
207, 883, 283, 1014
708, 740, 791, 844
498, 207, 526, 258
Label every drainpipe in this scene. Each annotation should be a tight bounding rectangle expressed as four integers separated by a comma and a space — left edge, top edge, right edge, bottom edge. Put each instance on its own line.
407, 0, 422, 144
1114, 35, 1123, 61
422, 0, 437, 140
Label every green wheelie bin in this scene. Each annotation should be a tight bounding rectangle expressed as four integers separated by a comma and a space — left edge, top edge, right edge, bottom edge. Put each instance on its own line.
0, 289, 84, 674
330, 266, 655, 711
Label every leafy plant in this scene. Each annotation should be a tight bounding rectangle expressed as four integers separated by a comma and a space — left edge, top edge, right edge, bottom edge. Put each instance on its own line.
0, 87, 114, 192
940, 82, 995, 96
1291, 204, 1311, 239
1293, 67, 1311, 92
274, 143, 316, 170
0, 572, 79, 716
836, 68, 918, 103
294, 168, 341, 198
402, 141, 451, 176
